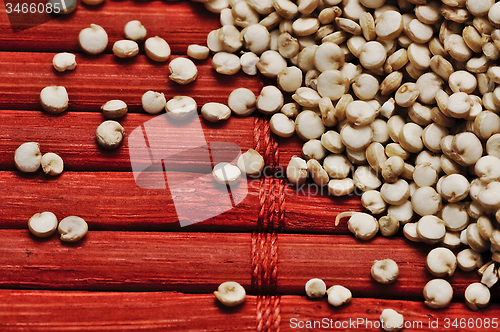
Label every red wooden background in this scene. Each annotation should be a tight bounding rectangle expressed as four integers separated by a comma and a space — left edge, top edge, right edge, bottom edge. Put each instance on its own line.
0, 1, 498, 331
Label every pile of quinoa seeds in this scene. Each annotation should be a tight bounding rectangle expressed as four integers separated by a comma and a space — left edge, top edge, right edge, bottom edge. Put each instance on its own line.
198, 0, 500, 312
38, 0, 500, 314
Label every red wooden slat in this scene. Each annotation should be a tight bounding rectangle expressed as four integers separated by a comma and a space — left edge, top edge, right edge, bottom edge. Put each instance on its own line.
0, 230, 496, 301
0, 290, 499, 332
0, 52, 263, 111
0, 1, 220, 54
0, 111, 256, 171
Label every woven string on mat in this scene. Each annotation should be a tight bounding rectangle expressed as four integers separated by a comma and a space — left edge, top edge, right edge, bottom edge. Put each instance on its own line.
252, 116, 285, 332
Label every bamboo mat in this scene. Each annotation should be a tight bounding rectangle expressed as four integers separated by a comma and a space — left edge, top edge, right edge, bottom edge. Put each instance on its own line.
0, 1, 499, 331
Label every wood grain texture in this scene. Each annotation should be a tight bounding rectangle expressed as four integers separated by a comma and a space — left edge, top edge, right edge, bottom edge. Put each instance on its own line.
0, 290, 499, 332
0, 52, 263, 111
1, 0, 500, 329
0, 110, 362, 232
0, 111, 256, 171
0, 169, 363, 232
0, 229, 496, 301
0, 1, 220, 54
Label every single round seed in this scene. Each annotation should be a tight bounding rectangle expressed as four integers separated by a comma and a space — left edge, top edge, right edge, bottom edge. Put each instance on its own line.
287, 156, 308, 186
380, 308, 404, 332
340, 124, 373, 152
398, 123, 423, 154
426, 247, 457, 277
187, 45, 210, 60
378, 215, 399, 236
416, 215, 446, 244
370, 119, 390, 144
112, 40, 139, 58
270, 113, 295, 138
295, 110, 325, 141
292, 88, 321, 108
144, 36, 170, 62
213, 162, 241, 185
457, 248, 483, 272
169, 58, 198, 85
201, 102, 231, 123
101, 100, 127, 119
371, 259, 399, 284
466, 223, 490, 253
302, 139, 326, 161
165, 96, 197, 120
79, 24, 108, 54
212, 52, 241, 75
381, 156, 404, 184
475, 155, 500, 182
95, 120, 124, 150
413, 162, 437, 187
395, 83, 419, 107
228, 88, 256, 116
477, 216, 494, 241
358, 41, 387, 70
41, 152, 64, 176
465, 283, 491, 311
256, 50, 287, 78
307, 159, 329, 187
346, 100, 377, 126
313, 42, 345, 72
362, 190, 386, 215
28, 212, 58, 238
411, 186, 442, 216
323, 154, 351, 179
124, 20, 147, 41
441, 231, 461, 250
14, 142, 42, 173
40, 85, 69, 114
321, 131, 344, 154
305, 278, 326, 298
346, 212, 379, 240
352, 73, 379, 101
407, 43, 431, 70
375, 10, 404, 40
240, 52, 260, 76
326, 285, 352, 307
317, 70, 349, 100
243, 24, 270, 54
277, 66, 303, 93
328, 178, 355, 196
403, 222, 421, 242
440, 203, 469, 232
423, 279, 453, 309
237, 149, 264, 176
440, 174, 469, 203
353, 166, 381, 191
388, 199, 413, 223
256, 86, 283, 115
58, 216, 88, 242
214, 281, 246, 307
142, 91, 166, 115
52, 53, 76, 72
380, 179, 410, 205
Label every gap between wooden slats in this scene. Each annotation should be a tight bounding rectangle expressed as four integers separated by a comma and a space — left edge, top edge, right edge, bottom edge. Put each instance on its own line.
0, 1, 218, 54
0, 53, 263, 111
0, 230, 497, 301
0, 290, 498, 332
